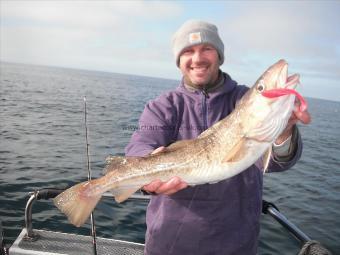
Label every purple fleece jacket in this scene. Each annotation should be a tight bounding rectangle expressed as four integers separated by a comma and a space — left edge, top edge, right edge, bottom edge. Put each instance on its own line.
125, 72, 302, 255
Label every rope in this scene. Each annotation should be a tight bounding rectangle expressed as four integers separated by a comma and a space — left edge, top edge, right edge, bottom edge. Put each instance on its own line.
297, 240, 333, 255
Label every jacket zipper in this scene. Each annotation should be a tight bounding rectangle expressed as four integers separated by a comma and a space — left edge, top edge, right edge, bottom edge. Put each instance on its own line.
201, 89, 209, 131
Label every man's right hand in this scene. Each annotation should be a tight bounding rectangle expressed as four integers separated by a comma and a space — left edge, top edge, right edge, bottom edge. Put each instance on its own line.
142, 146, 188, 195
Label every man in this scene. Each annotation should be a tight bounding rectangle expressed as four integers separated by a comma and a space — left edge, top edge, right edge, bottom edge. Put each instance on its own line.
125, 20, 311, 255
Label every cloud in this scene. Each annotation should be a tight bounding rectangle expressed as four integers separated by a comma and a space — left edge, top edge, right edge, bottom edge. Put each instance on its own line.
0, 1, 182, 77
219, 1, 339, 57
1, 1, 182, 29
216, 1, 340, 100
1, 1, 339, 101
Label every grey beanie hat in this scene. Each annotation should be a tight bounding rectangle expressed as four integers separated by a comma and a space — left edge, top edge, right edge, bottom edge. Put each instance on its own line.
172, 20, 224, 67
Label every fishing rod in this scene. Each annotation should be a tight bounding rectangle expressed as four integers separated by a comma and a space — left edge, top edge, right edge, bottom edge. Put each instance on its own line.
84, 97, 98, 255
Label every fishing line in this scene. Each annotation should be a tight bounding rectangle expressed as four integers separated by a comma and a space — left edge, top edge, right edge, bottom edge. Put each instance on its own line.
84, 97, 98, 255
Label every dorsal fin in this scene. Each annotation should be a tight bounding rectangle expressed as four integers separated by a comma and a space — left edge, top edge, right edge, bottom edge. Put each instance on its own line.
104, 155, 134, 174
198, 116, 230, 138
166, 139, 195, 152
198, 121, 223, 139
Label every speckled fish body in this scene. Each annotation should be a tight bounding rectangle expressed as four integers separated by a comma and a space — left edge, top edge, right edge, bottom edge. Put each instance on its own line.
54, 59, 303, 227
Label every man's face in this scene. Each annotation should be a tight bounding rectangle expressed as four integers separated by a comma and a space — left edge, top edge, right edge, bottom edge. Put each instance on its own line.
179, 43, 220, 87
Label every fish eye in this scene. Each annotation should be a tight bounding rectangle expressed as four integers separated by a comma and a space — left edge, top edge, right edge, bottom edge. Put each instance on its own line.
257, 80, 265, 93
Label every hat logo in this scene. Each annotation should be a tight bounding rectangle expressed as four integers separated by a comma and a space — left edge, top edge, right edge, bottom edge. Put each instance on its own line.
189, 32, 202, 44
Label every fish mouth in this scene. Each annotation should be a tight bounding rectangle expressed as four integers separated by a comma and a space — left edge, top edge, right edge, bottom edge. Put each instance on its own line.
270, 59, 299, 90
278, 61, 288, 88
277, 61, 300, 90
285, 74, 300, 89
262, 60, 307, 112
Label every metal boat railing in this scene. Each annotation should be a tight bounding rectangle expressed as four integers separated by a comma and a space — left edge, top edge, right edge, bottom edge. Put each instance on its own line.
262, 201, 333, 255
24, 189, 65, 241
21, 188, 332, 255
262, 200, 311, 243
23, 189, 149, 241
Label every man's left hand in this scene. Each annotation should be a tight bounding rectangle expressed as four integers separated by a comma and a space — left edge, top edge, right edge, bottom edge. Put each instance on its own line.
276, 102, 311, 144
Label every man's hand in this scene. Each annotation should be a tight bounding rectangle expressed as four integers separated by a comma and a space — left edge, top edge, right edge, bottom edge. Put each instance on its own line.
142, 146, 188, 195
276, 100, 311, 144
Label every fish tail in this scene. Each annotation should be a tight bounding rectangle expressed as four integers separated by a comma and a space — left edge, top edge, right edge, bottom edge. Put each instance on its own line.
53, 181, 103, 227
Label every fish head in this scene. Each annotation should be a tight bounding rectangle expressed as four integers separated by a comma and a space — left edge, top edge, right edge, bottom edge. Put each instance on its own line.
243, 59, 299, 115
238, 59, 305, 142
259, 59, 306, 111
259, 59, 298, 91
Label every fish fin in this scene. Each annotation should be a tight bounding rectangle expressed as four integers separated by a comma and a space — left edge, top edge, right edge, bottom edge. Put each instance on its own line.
166, 139, 195, 152
111, 186, 140, 203
222, 138, 247, 163
198, 121, 223, 139
262, 147, 272, 173
53, 181, 102, 227
104, 155, 138, 174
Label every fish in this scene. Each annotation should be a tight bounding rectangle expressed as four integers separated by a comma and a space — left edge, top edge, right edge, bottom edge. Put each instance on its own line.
53, 59, 307, 227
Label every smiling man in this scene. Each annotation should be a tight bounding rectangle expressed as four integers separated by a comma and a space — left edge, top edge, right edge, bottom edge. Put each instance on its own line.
125, 20, 310, 255
180, 43, 220, 88
174, 21, 223, 89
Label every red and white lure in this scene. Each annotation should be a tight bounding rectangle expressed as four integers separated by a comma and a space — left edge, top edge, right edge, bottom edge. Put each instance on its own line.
262, 88, 307, 112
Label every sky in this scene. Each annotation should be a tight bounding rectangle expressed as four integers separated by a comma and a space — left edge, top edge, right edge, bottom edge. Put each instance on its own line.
1, 0, 339, 102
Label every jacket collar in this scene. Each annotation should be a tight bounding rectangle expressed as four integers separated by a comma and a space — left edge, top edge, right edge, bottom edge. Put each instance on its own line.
176, 71, 238, 99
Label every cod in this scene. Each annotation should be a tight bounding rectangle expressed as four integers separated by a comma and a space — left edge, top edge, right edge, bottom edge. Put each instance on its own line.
54, 59, 307, 227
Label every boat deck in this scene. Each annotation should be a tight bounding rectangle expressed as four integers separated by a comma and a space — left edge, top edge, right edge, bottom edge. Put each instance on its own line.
10, 228, 144, 255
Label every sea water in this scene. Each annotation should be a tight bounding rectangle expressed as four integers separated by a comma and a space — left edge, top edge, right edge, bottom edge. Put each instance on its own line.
0, 62, 339, 254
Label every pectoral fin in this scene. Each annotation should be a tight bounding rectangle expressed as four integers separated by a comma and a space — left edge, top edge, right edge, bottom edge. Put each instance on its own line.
262, 147, 272, 173
222, 138, 247, 163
